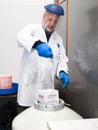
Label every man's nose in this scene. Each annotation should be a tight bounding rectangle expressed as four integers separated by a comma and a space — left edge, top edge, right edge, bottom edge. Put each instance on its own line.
51, 20, 55, 25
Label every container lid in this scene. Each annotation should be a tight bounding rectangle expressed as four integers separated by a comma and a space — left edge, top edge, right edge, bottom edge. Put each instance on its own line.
0, 83, 18, 95
34, 99, 65, 111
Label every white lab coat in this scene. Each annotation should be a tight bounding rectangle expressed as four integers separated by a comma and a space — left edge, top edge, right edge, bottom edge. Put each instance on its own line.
17, 22, 68, 106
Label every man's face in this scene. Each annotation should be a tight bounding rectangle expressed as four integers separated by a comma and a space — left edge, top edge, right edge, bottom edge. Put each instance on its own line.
43, 12, 60, 32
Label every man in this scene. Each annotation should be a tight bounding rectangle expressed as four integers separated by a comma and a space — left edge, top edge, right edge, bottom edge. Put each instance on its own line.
17, 3, 70, 113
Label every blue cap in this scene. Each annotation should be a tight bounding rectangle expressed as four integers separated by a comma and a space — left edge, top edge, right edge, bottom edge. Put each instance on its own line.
44, 4, 64, 16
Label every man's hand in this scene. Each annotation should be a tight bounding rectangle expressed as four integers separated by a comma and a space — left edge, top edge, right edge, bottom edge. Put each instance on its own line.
59, 72, 70, 89
35, 43, 53, 58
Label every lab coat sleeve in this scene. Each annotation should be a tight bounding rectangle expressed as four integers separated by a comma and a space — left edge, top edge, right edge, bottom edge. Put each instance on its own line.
17, 24, 39, 52
57, 40, 68, 77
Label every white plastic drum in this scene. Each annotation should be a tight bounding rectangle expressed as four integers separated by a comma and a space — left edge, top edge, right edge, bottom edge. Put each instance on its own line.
12, 100, 83, 130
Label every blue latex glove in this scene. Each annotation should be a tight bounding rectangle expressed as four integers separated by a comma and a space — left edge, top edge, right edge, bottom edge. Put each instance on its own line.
36, 43, 53, 58
59, 72, 70, 89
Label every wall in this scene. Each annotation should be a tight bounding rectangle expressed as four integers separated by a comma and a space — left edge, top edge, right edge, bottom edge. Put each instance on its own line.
0, 0, 53, 82
66, 0, 98, 118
